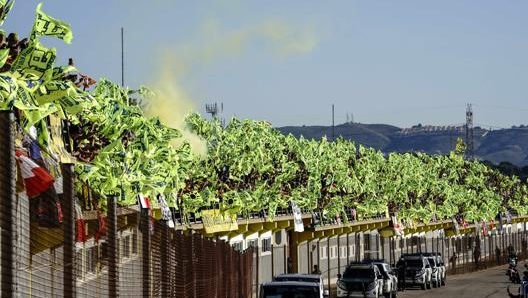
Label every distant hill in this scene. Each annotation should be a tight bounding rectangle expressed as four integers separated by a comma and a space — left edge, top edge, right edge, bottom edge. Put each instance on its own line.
276, 123, 528, 167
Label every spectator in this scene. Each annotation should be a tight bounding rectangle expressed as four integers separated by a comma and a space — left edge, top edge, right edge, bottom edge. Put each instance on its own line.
312, 265, 321, 275
1, 32, 18, 72
508, 243, 515, 258
474, 246, 481, 269
64, 57, 78, 83
496, 246, 502, 265
450, 253, 458, 273
396, 258, 406, 291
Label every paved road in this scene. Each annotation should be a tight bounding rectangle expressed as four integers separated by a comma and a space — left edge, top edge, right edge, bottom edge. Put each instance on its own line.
397, 265, 519, 298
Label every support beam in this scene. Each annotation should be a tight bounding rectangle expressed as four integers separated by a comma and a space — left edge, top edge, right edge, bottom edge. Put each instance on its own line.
62, 163, 76, 298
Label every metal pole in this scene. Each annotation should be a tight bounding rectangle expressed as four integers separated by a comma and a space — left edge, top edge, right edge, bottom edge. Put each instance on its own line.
108, 195, 119, 297
121, 27, 125, 87
62, 163, 76, 297
0, 111, 15, 296
271, 243, 274, 278
161, 223, 170, 297
327, 237, 331, 296
141, 207, 151, 297
332, 104, 335, 141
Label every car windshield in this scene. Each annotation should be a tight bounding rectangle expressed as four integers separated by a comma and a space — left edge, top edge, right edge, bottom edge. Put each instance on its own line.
261, 284, 319, 298
405, 259, 423, 268
343, 268, 375, 279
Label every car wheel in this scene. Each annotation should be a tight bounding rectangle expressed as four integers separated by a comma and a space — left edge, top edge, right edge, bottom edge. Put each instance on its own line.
384, 292, 392, 298
421, 283, 426, 290
393, 289, 398, 298
427, 280, 432, 289
442, 277, 446, 286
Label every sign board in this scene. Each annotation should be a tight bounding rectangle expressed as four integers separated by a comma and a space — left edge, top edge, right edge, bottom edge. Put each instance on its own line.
202, 209, 238, 234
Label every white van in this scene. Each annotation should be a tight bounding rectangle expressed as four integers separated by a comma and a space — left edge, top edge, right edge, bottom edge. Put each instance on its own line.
273, 273, 329, 297
260, 280, 328, 298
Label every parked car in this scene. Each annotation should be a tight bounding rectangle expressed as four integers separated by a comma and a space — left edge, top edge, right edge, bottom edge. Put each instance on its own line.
260, 280, 325, 298
366, 260, 399, 298
273, 273, 329, 297
336, 263, 384, 298
400, 254, 432, 290
423, 254, 441, 288
422, 252, 446, 286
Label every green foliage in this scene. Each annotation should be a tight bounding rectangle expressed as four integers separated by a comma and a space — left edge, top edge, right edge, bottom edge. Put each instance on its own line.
3, 3, 528, 226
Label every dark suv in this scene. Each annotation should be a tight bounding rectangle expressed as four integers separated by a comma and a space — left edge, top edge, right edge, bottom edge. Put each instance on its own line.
400, 254, 432, 290
336, 263, 384, 298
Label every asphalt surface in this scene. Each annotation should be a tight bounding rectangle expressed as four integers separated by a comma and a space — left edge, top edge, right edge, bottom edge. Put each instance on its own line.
396, 265, 521, 298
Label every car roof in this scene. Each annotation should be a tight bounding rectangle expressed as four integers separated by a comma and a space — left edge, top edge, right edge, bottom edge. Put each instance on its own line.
262, 280, 320, 287
275, 273, 321, 279
345, 264, 378, 270
402, 255, 424, 259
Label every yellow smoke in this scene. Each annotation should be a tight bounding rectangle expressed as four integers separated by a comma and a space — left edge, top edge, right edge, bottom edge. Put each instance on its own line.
197, 19, 318, 61
142, 55, 208, 157
141, 18, 318, 155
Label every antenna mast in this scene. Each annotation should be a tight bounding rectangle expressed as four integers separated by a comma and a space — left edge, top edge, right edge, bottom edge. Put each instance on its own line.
205, 102, 224, 126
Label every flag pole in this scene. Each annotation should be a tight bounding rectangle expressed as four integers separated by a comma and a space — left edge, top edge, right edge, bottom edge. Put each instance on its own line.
121, 27, 124, 87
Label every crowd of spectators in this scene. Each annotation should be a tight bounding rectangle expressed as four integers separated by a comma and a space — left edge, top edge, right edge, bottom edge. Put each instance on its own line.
0, 31, 96, 91
0, 32, 28, 72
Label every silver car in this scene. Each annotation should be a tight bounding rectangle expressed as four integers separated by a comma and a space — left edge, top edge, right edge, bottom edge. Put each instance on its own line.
370, 261, 398, 298
273, 273, 329, 297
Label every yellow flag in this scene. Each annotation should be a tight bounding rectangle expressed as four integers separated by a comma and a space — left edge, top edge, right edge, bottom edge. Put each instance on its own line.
32, 3, 73, 43
9, 41, 56, 81
0, 74, 17, 108
0, 0, 14, 26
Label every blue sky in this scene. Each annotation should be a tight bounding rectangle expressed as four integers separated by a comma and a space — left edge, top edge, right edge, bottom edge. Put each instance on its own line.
5, 1, 528, 129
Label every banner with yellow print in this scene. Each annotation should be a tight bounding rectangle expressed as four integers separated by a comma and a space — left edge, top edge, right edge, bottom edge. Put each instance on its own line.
32, 3, 73, 43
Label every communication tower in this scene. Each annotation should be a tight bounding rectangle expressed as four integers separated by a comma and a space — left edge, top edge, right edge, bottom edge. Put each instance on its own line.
205, 102, 223, 119
205, 102, 224, 127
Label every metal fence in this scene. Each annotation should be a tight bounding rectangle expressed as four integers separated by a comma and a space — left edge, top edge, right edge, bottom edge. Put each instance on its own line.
0, 111, 254, 297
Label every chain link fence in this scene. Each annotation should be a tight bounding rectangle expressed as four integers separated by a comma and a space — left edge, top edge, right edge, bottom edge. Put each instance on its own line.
0, 111, 254, 297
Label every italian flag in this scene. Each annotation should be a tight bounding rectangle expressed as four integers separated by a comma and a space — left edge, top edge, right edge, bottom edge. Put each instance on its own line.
15, 150, 54, 198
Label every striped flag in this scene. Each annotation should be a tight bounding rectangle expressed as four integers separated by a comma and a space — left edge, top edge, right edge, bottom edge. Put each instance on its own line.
15, 150, 54, 198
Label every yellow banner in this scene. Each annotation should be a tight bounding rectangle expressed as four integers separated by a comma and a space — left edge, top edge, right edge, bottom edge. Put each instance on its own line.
33, 3, 73, 43
202, 209, 238, 234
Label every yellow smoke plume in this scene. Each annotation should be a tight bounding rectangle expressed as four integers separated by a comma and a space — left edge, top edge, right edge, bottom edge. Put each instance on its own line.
141, 17, 318, 156
197, 18, 318, 62
142, 55, 208, 157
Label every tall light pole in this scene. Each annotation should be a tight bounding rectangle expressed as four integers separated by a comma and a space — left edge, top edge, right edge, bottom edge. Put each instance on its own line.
332, 104, 335, 141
